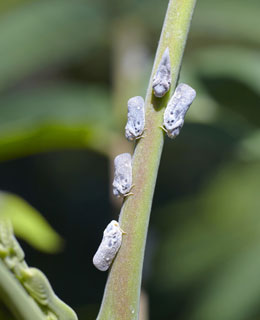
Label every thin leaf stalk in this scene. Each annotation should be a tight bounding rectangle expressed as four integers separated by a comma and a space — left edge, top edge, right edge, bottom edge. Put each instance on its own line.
0, 260, 45, 320
97, 0, 197, 319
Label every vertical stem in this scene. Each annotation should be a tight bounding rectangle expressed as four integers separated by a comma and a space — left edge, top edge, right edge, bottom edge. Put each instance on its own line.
97, 0, 197, 319
110, 20, 148, 209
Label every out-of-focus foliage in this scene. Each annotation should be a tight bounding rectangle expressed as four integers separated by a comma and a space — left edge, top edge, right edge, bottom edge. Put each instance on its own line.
0, 300, 13, 320
0, 84, 115, 160
0, 191, 62, 253
0, 0, 106, 92
0, 0, 259, 319
153, 162, 260, 320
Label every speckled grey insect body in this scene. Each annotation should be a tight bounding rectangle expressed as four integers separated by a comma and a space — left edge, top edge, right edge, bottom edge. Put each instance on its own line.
163, 83, 196, 138
125, 96, 145, 141
112, 153, 132, 198
93, 220, 124, 271
152, 47, 171, 97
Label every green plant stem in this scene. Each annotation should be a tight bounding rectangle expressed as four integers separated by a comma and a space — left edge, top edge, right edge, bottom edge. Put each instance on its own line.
0, 260, 45, 320
97, 0, 197, 319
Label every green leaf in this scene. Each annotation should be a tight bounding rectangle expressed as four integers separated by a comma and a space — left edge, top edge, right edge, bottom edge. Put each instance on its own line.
0, 191, 63, 253
191, 0, 260, 45
237, 130, 260, 161
179, 66, 220, 124
0, 0, 106, 91
187, 47, 260, 94
153, 162, 260, 319
192, 243, 260, 320
0, 84, 119, 161
0, 0, 31, 15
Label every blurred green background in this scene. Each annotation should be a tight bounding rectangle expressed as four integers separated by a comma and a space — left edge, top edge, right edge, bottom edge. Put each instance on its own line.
0, 0, 259, 319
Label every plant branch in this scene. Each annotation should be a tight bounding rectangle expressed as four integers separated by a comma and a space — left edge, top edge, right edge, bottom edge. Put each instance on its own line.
97, 0, 197, 319
0, 260, 45, 320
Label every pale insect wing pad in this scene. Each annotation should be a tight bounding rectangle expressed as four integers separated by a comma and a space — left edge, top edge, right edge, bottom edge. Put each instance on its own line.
177, 83, 196, 105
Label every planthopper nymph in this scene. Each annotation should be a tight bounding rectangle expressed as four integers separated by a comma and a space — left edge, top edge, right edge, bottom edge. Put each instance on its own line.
112, 153, 133, 198
162, 83, 196, 139
125, 96, 145, 141
152, 47, 171, 98
93, 220, 124, 271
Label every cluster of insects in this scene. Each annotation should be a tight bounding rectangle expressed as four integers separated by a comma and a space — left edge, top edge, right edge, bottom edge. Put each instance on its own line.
93, 47, 196, 272
0, 219, 78, 320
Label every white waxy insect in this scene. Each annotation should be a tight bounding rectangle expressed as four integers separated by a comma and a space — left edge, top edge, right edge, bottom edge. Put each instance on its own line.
125, 96, 145, 141
162, 83, 196, 138
93, 220, 124, 271
112, 153, 133, 198
152, 47, 171, 98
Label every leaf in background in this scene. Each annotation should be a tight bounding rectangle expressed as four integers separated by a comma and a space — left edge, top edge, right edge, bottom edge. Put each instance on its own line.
0, 191, 63, 253
182, 47, 260, 129
191, 0, 260, 45
236, 130, 260, 161
192, 242, 260, 320
0, 84, 121, 161
0, 0, 106, 91
153, 162, 260, 319
187, 47, 260, 94
179, 65, 220, 124
0, 0, 32, 15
